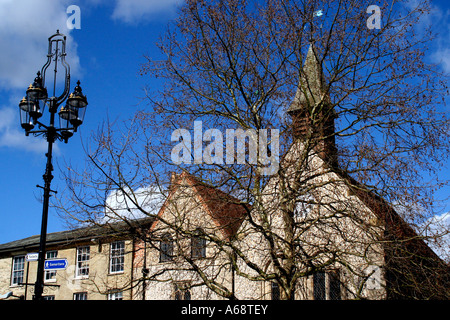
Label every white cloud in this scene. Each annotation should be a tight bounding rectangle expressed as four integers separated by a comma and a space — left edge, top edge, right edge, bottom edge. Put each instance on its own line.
424, 4, 450, 73
431, 48, 450, 73
419, 212, 450, 262
103, 185, 165, 223
0, 106, 48, 153
393, 200, 450, 262
0, 0, 80, 153
401, 0, 450, 73
0, 0, 81, 90
111, 0, 183, 24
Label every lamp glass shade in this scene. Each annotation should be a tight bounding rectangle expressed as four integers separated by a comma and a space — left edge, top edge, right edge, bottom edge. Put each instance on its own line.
65, 80, 88, 129
19, 97, 34, 131
26, 72, 48, 101
67, 94, 87, 108
58, 105, 76, 139
72, 105, 86, 128
67, 81, 88, 109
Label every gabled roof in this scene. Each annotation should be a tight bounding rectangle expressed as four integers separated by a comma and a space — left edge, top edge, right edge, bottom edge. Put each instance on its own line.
150, 171, 249, 240
336, 167, 444, 261
275, 139, 446, 264
337, 168, 450, 298
274, 139, 449, 297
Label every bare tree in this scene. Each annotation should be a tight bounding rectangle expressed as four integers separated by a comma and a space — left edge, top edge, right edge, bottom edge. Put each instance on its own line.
56, 0, 450, 300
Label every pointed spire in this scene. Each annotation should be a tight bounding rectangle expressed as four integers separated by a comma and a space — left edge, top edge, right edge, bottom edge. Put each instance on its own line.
288, 43, 337, 167
288, 43, 328, 113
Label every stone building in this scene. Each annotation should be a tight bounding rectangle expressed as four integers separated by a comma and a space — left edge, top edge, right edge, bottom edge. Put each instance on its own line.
0, 219, 153, 300
234, 43, 449, 300
131, 172, 248, 300
0, 44, 448, 300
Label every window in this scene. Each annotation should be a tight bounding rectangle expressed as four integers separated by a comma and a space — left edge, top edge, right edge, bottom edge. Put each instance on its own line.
108, 291, 123, 300
293, 194, 314, 219
75, 246, 90, 278
45, 251, 58, 282
73, 292, 87, 300
313, 272, 326, 300
160, 235, 173, 262
11, 255, 25, 286
271, 282, 280, 300
365, 265, 382, 290
313, 270, 341, 300
191, 229, 206, 259
43, 295, 55, 300
328, 270, 341, 300
173, 282, 191, 300
110, 241, 125, 273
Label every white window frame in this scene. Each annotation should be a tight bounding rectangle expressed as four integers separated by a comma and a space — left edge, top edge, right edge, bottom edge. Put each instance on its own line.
11, 255, 25, 286
45, 250, 58, 282
108, 291, 123, 300
75, 246, 90, 279
109, 241, 125, 274
74, 292, 88, 300
294, 194, 314, 220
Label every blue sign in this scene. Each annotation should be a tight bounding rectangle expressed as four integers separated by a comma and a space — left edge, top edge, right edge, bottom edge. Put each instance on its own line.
44, 259, 68, 270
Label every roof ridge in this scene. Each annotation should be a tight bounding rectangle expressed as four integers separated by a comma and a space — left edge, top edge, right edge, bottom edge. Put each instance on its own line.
0, 216, 155, 253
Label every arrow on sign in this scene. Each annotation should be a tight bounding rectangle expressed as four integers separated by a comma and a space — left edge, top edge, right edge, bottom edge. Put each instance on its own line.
26, 253, 39, 262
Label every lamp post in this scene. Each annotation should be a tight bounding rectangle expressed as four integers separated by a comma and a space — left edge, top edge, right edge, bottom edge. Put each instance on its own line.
18, 30, 88, 300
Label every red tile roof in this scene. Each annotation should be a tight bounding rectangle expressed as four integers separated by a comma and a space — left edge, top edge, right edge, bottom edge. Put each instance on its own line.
151, 171, 249, 239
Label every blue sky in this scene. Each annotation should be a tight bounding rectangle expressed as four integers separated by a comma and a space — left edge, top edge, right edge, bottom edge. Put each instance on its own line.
0, 0, 182, 244
0, 0, 449, 249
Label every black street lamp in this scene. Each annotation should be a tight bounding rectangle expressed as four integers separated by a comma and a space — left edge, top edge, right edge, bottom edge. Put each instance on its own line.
18, 30, 88, 300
